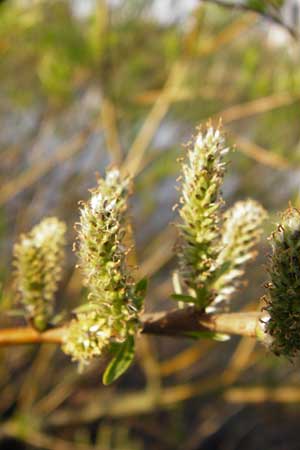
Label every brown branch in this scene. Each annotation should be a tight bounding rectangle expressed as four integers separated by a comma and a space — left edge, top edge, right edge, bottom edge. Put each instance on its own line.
141, 308, 260, 338
0, 308, 262, 346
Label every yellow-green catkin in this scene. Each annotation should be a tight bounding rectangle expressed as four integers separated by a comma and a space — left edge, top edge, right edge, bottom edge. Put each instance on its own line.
210, 200, 266, 310
13, 217, 66, 331
177, 125, 266, 311
263, 207, 300, 358
178, 124, 229, 307
63, 169, 144, 367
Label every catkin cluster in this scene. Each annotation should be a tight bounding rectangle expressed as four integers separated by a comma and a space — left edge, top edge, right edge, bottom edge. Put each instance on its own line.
13, 217, 66, 331
178, 124, 266, 310
263, 207, 300, 358
63, 169, 143, 366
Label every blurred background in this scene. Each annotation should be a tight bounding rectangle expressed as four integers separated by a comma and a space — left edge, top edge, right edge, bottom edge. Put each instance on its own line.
1, 0, 300, 448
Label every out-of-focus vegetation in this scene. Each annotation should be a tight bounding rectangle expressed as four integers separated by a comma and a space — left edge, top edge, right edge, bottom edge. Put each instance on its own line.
1, 1, 300, 449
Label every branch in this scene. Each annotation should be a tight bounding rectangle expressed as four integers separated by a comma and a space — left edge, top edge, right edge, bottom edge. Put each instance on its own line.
201, 0, 298, 40
142, 308, 261, 337
0, 326, 65, 345
0, 308, 263, 346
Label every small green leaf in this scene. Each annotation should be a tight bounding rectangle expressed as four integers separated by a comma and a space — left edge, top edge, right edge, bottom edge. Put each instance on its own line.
135, 277, 148, 295
102, 335, 135, 385
133, 278, 147, 311
108, 341, 123, 355
171, 293, 195, 303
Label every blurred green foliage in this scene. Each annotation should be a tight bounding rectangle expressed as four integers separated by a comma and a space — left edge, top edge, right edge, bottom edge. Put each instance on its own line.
1, 0, 300, 449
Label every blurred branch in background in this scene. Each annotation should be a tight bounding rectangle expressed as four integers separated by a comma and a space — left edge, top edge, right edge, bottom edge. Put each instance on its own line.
100, 96, 123, 165
122, 62, 187, 178
0, 114, 102, 206
201, 0, 299, 39
224, 386, 300, 403
229, 131, 290, 169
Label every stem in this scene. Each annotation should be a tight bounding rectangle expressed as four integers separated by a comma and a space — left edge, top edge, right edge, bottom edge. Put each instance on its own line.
0, 327, 65, 345
141, 308, 261, 338
0, 308, 263, 346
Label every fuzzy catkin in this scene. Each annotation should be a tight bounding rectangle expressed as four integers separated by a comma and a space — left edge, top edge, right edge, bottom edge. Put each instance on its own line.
178, 125, 228, 307
211, 200, 266, 308
13, 217, 66, 331
263, 207, 300, 358
177, 125, 266, 311
63, 169, 142, 366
